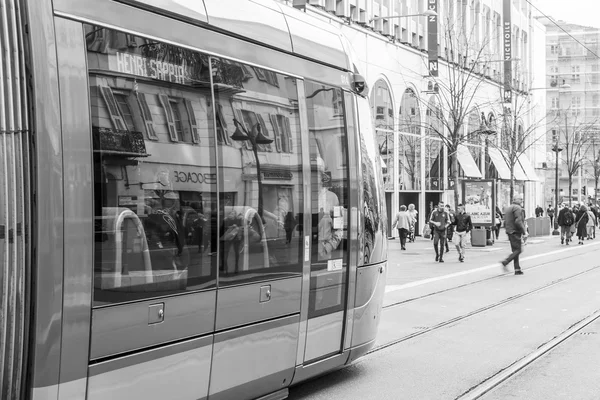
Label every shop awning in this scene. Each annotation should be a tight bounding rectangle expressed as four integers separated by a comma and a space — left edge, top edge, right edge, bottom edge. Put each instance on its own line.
487, 147, 511, 180
516, 153, 539, 181
457, 145, 482, 178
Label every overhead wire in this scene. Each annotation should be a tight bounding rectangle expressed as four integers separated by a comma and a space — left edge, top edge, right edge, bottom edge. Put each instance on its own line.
525, 0, 600, 60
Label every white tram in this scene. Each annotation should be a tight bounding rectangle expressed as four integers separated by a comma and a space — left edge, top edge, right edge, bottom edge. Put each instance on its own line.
0, 0, 388, 399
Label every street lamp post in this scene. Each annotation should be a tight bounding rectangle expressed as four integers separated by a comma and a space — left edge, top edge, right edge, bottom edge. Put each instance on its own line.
552, 144, 563, 235
231, 119, 274, 219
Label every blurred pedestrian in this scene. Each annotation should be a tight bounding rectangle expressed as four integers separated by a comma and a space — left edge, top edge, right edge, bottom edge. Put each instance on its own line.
452, 204, 473, 262
557, 205, 574, 245
494, 206, 503, 239
445, 204, 455, 253
392, 205, 412, 250
575, 205, 589, 245
408, 204, 418, 242
535, 205, 543, 218
429, 201, 451, 263
501, 196, 527, 275
586, 207, 596, 240
547, 204, 555, 228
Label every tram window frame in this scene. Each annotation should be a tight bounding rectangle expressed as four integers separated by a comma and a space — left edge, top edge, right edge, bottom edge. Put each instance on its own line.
211, 56, 304, 286
86, 25, 219, 307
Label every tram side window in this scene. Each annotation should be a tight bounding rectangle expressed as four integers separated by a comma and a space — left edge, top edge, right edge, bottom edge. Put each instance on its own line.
305, 81, 349, 318
85, 25, 218, 306
212, 58, 304, 285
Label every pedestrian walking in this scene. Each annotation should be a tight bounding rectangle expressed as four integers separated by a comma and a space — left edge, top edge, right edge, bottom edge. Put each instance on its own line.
535, 205, 544, 218
392, 205, 412, 250
576, 205, 589, 244
452, 204, 473, 262
445, 204, 455, 253
557, 205, 574, 245
407, 204, 418, 242
500, 196, 527, 275
546, 204, 555, 229
429, 201, 451, 263
494, 207, 503, 239
586, 208, 596, 240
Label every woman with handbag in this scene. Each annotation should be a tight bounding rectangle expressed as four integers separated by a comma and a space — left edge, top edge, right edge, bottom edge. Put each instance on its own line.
575, 205, 589, 245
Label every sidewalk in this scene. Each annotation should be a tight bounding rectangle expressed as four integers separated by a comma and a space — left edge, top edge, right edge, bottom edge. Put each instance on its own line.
385, 229, 560, 289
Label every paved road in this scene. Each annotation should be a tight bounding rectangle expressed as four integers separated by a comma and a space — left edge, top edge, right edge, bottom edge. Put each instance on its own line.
288, 233, 600, 400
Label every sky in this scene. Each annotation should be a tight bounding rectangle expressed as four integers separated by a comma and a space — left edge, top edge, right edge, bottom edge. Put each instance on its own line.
532, 0, 600, 29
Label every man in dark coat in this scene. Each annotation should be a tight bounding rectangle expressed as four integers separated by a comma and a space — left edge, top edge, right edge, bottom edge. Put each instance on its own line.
429, 201, 451, 263
557, 205, 574, 245
501, 196, 527, 275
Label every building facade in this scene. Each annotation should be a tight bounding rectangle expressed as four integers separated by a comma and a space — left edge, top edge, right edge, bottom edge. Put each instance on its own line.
541, 19, 600, 208
283, 0, 547, 232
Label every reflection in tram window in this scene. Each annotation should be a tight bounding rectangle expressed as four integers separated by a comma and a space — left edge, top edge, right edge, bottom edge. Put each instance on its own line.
85, 25, 218, 306
212, 58, 304, 285
305, 81, 349, 318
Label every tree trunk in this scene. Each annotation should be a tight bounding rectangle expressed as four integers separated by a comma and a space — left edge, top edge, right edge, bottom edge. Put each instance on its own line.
453, 151, 460, 208
509, 166, 515, 204
568, 177, 573, 207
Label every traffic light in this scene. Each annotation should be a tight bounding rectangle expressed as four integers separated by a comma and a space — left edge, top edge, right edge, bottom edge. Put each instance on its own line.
583, 186, 587, 196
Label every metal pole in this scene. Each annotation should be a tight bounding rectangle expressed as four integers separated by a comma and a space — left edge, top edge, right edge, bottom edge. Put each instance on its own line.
553, 146, 560, 234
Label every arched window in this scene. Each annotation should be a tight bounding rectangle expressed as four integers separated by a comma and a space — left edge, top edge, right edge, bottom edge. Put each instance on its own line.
425, 97, 444, 190
370, 79, 394, 189
398, 88, 422, 190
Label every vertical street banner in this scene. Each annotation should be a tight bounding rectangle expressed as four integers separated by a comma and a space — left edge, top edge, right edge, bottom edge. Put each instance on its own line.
462, 180, 495, 227
503, 0, 512, 103
428, 0, 438, 77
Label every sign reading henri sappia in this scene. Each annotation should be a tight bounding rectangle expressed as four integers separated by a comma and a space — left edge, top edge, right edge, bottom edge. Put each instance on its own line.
462, 180, 495, 227
109, 51, 189, 84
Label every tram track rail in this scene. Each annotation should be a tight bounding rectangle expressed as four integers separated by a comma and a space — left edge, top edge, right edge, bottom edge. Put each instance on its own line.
455, 308, 600, 400
367, 258, 600, 356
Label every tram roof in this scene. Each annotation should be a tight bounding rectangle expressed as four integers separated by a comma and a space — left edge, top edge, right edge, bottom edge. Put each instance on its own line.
191, 0, 353, 72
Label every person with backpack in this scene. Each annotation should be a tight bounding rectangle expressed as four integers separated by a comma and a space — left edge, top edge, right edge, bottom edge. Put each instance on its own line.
557, 205, 574, 245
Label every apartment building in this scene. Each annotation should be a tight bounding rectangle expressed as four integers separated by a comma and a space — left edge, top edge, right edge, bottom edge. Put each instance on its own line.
542, 19, 600, 206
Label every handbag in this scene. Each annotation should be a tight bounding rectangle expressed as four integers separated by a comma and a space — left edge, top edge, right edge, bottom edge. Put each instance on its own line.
423, 224, 431, 239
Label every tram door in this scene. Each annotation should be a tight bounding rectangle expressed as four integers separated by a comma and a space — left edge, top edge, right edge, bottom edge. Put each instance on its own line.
303, 82, 351, 362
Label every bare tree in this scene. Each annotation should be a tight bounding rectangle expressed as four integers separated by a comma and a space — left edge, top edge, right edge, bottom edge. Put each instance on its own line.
583, 133, 600, 203
555, 109, 596, 206
420, 16, 499, 207
488, 86, 549, 202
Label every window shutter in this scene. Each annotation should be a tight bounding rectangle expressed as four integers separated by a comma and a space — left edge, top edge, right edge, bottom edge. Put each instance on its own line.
184, 99, 200, 143
283, 116, 293, 153
158, 94, 178, 142
135, 92, 158, 140
99, 85, 127, 131
256, 114, 272, 152
269, 114, 282, 152
216, 103, 230, 145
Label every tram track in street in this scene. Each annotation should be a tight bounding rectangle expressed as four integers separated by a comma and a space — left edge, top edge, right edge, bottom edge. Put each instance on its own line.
368, 261, 600, 356
455, 308, 600, 400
